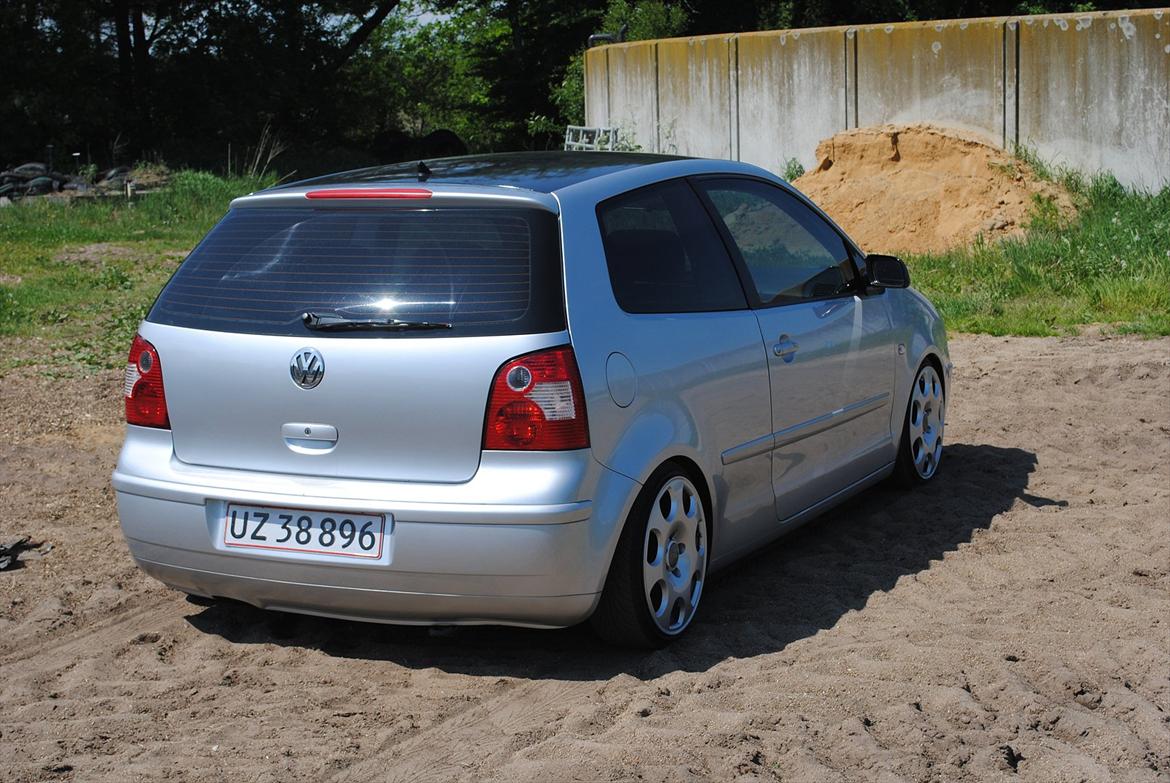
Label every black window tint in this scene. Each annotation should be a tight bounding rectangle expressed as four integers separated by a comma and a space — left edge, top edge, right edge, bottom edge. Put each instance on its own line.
148, 206, 565, 337
597, 180, 747, 314
699, 179, 856, 306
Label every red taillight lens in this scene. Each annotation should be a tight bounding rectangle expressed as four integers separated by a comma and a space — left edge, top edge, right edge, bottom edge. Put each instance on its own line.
124, 334, 170, 428
483, 346, 589, 451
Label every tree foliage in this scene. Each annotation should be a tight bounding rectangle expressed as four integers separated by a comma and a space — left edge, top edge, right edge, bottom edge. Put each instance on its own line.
338, 4, 502, 149
0, 0, 1152, 174
1, 1, 405, 172
550, 0, 689, 128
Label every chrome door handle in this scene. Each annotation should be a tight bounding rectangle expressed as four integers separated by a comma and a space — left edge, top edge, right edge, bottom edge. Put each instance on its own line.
281, 422, 338, 442
772, 336, 799, 361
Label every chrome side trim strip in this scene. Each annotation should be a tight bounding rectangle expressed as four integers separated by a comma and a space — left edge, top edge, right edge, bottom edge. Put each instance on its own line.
720, 392, 890, 466
773, 392, 890, 449
720, 432, 776, 466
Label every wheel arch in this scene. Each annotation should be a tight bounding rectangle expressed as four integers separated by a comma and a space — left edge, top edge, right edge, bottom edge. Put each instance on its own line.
899, 345, 946, 418
920, 350, 946, 393
589, 450, 718, 595
587, 453, 716, 644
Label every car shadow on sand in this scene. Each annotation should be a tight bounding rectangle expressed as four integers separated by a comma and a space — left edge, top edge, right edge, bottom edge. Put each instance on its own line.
185, 443, 1047, 680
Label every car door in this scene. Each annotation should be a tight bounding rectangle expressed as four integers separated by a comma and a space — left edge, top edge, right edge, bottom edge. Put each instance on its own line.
693, 177, 895, 523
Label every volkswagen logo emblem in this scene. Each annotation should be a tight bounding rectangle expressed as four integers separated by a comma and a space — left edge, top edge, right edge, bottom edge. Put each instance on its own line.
290, 348, 324, 389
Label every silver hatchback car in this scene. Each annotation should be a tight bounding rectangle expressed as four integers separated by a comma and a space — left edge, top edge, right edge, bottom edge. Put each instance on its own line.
114, 152, 950, 647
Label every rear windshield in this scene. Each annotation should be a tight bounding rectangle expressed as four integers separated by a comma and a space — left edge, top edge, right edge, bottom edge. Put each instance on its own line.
148, 206, 565, 337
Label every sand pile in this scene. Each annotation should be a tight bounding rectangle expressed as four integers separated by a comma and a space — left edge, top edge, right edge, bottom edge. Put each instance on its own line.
794, 124, 1074, 255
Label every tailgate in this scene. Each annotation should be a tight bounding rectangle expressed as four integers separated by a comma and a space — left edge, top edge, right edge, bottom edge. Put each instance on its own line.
141, 199, 566, 483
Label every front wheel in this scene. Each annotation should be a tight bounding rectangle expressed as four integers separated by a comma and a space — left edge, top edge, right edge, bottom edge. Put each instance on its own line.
590, 465, 709, 647
894, 361, 946, 486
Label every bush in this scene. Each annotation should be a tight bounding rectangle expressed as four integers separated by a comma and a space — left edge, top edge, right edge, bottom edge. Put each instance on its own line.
782, 158, 805, 181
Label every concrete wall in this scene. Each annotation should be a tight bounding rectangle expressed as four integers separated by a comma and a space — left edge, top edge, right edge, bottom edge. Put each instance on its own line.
855, 17, 1007, 145
583, 47, 609, 128
1017, 12, 1170, 189
586, 8, 1170, 189
736, 27, 848, 174
656, 36, 735, 158
606, 43, 659, 152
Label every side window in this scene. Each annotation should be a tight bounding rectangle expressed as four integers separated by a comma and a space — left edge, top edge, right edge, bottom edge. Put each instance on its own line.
597, 180, 747, 314
697, 179, 856, 306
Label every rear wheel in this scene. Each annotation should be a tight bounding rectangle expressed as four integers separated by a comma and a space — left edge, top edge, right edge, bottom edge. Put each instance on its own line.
591, 464, 709, 647
894, 361, 946, 486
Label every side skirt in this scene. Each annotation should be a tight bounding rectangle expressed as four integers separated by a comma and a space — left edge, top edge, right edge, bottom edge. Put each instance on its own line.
709, 461, 895, 574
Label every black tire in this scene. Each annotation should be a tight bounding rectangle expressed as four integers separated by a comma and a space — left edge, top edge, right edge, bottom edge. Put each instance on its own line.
590, 462, 710, 648
893, 360, 946, 488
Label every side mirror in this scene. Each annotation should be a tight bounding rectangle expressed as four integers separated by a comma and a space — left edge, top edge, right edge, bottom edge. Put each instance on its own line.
865, 254, 910, 289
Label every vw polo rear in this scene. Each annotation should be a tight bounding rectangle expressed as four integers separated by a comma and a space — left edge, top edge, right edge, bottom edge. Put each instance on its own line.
112, 180, 637, 627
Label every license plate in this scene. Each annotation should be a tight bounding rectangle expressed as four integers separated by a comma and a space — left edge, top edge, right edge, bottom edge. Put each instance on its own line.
223, 504, 386, 559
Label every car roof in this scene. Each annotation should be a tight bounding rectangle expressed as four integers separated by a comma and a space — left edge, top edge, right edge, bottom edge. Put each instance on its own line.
276, 151, 692, 195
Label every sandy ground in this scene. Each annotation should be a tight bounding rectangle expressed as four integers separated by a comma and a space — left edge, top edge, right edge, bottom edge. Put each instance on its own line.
1, 334, 1168, 782
794, 125, 1074, 255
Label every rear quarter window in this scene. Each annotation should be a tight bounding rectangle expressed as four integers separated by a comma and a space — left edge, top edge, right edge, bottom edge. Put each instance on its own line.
596, 179, 747, 314
148, 206, 565, 337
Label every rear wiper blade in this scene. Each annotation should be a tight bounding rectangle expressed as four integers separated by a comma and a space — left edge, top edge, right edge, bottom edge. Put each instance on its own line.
302, 312, 453, 331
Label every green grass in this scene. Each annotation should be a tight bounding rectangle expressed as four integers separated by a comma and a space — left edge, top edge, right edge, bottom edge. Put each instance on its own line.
908, 174, 1170, 336
0, 166, 1166, 377
0, 171, 271, 371
0, 170, 270, 244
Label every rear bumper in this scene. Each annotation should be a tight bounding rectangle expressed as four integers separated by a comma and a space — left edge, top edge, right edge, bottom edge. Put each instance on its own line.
123, 521, 599, 628
113, 428, 638, 628
138, 559, 598, 628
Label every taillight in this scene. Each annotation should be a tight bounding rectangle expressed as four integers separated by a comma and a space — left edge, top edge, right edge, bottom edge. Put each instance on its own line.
124, 334, 170, 428
484, 346, 589, 451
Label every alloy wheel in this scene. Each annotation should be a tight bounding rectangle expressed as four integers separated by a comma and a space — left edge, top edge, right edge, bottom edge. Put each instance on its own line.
908, 365, 945, 479
641, 476, 707, 635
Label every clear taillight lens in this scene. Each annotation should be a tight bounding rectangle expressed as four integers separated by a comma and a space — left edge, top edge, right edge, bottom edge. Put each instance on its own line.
483, 346, 589, 450
125, 334, 170, 428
